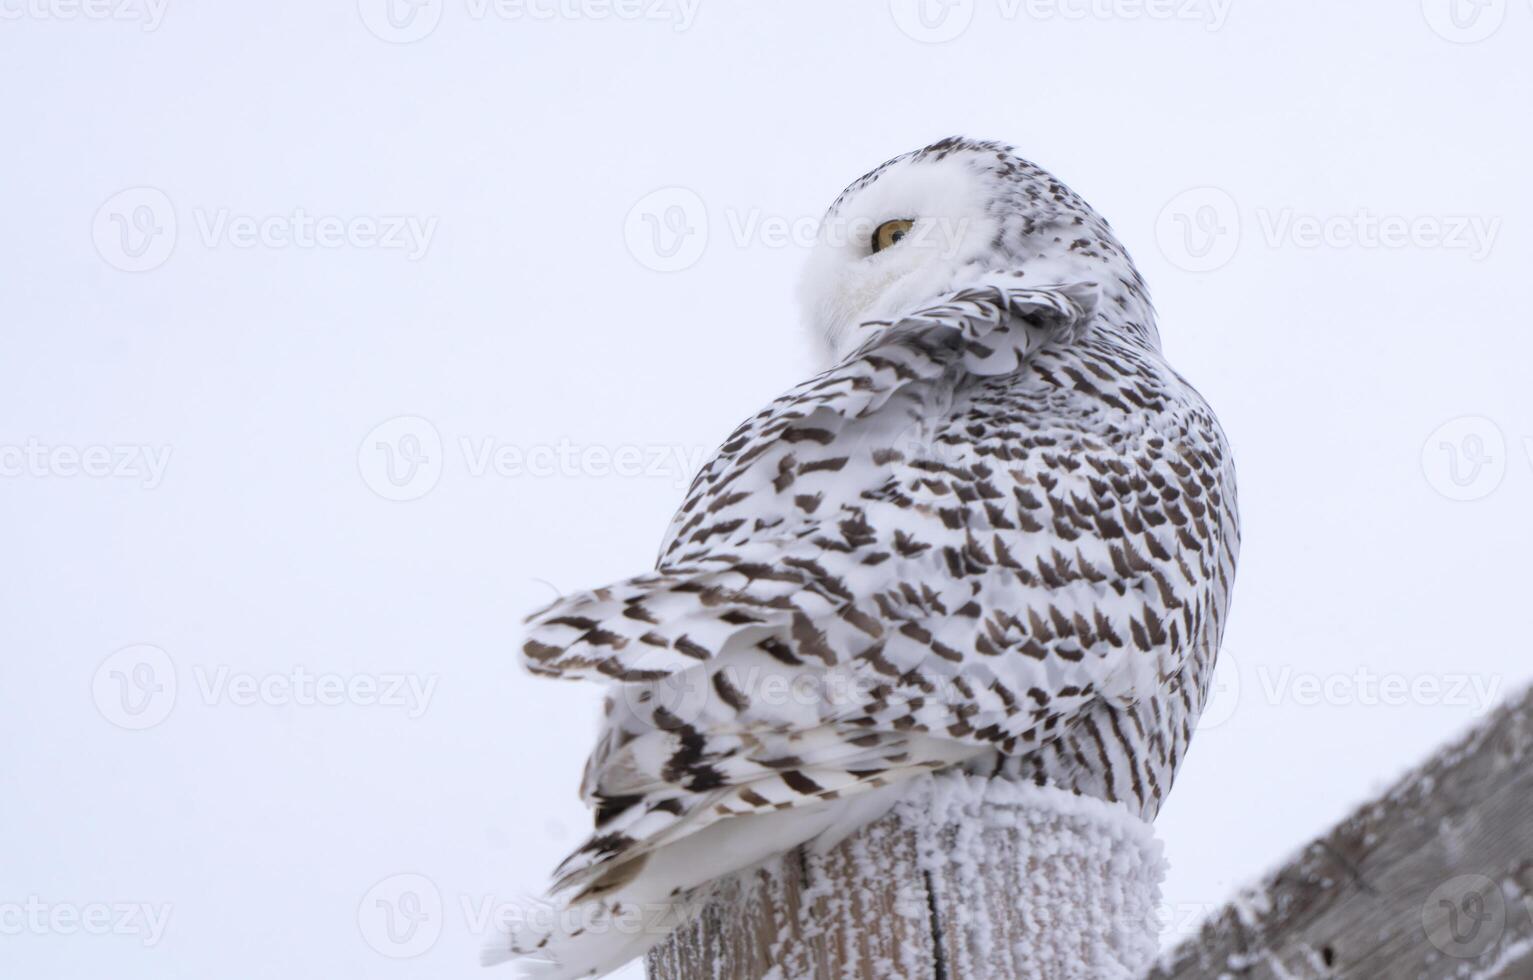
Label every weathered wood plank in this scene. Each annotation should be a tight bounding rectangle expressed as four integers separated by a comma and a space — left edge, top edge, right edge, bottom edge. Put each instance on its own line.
1151, 684, 1533, 980
646, 776, 1165, 980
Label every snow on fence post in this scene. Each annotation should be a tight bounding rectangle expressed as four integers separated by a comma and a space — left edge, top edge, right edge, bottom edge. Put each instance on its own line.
645, 773, 1166, 980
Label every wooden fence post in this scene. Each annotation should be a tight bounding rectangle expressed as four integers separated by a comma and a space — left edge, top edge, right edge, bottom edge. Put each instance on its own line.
646, 774, 1166, 980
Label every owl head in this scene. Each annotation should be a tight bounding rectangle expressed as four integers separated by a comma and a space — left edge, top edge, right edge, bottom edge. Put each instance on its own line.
799, 137, 1155, 363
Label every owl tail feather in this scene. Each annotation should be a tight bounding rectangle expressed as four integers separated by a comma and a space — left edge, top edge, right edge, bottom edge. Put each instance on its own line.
480, 889, 679, 980
485, 783, 910, 978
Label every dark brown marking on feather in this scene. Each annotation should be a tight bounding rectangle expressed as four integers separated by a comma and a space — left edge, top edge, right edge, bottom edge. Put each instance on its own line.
780, 770, 824, 795
712, 672, 750, 711
799, 457, 850, 475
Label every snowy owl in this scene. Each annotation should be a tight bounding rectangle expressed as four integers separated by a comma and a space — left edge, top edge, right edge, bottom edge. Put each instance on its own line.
493, 137, 1240, 978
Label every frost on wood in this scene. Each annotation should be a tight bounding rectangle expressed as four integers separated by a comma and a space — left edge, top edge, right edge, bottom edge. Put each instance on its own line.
1151, 683, 1533, 980
645, 773, 1166, 980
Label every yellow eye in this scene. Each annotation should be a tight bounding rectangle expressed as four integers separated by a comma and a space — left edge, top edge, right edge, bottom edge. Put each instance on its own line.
872, 218, 915, 254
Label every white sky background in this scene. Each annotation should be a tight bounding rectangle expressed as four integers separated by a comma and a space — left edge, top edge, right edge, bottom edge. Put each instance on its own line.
3, 1, 1532, 977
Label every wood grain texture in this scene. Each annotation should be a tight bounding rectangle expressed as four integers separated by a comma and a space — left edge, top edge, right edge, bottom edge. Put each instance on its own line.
1152, 684, 1533, 980
645, 777, 1164, 980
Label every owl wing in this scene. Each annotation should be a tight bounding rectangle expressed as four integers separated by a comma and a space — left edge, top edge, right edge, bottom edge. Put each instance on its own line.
522, 275, 1098, 682
519, 276, 1233, 895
